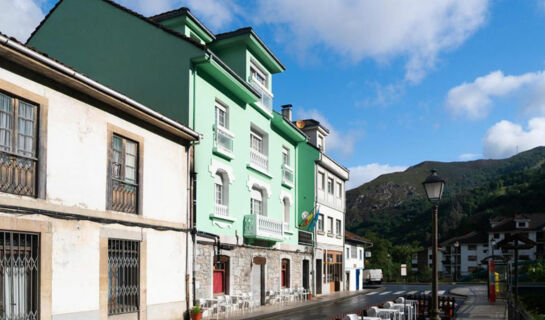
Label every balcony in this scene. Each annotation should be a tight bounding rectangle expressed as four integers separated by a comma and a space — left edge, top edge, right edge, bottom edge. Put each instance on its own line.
250, 79, 273, 115
250, 149, 268, 173
214, 125, 234, 159
0, 152, 37, 197
214, 203, 228, 217
282, 165, 294, 187
243, 214, 284, 242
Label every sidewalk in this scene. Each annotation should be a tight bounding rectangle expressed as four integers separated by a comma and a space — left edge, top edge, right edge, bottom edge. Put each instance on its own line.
206, 290, 372, 320
451, 285, 507, 319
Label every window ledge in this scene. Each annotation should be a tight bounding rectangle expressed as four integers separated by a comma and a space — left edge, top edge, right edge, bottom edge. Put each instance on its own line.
336, 235, 342, 239
317, 231, 325, 235
282, 180, 294, 189
209, 214, 236, 223
327, 233, 334, 237
213, 147, 235, 160
247, 163, 273, 179
284, 229, 294, 235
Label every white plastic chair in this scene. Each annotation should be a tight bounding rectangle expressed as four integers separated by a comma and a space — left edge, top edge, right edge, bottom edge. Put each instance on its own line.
198, 299, 211, 318
384, 302, 407, 320
367, 306, 401, 320
215, 295, 226, 320
343, 314, 361, 320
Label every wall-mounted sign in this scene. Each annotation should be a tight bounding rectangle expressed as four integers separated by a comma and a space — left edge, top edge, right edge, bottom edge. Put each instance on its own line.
401, 264, 407, 276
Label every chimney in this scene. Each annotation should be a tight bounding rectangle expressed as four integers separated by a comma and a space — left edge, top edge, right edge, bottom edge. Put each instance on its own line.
281, 104, 292, 121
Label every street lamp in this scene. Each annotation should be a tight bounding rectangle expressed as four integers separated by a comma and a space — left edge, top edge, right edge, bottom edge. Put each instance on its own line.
453, 241, 459, 282
423, 170, 446, 320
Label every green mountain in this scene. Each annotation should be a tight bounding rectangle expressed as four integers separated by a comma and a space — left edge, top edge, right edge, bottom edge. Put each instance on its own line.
346, 146, 545, 245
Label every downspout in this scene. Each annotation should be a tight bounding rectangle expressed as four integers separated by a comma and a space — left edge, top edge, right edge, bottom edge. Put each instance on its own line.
312, 160, 318, 296
185, 143, 192, 313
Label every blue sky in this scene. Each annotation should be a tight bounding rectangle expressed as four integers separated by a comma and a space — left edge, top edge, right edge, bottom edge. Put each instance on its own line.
2, 0, 545, 189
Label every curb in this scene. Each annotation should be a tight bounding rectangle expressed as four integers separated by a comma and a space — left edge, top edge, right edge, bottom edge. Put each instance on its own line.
238, 290, 375, 320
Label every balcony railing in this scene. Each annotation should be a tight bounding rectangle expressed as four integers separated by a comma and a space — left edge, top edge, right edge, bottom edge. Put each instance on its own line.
214, 203, 228, 217
111, 179, 137, 214
243, 214, 284, 242
282, 165, 294, 186
0, 152, 37, 197
250, 149, 268, 173
250, 79, 273, 114
214, 125, 234, 157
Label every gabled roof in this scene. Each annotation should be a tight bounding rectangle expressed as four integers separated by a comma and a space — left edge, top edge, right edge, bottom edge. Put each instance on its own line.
214, 27, 286, 73
149, 7, 216, 42
293, 119, 330, 134
345, 231, 372, 245
440, 231, 488, 246
1, 31, 199, 142
27, 0, 206, 50
490, 213, 545, 232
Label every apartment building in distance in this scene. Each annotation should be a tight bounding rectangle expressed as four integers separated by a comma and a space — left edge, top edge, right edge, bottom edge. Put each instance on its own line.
0, 32, 198, 319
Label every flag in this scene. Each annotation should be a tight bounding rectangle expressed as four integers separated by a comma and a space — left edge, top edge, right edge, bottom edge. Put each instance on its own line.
308, 207, 320, 231
299, 206, 315, 228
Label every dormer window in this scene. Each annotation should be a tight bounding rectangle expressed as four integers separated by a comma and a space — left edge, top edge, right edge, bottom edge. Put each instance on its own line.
250, 61, 268, 88
317, 134, 324, 151
516, 221, 528, 229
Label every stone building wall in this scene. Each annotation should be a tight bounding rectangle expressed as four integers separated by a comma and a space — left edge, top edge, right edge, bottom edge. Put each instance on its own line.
195, 243, 312, 300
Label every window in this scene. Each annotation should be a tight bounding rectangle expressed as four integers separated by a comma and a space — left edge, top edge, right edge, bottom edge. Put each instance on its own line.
327, 217, 333, 234
250, 128, 268, 172
327, 178, 334, 194
346, 247, 350, 257
108, 239, 140, 315
359, 250, 363, 260
317, 214, 324, 232
468, 255, 477, 261
318, 172, 325, 190
250, 62, 268, 88
109, 134, 139, 214
283, 198, 290, 227
336, 182, 342, 198
251, 187, 264, 216
0, 92, 38, 197
317, 134, 324, 151
517, 221, 527, 228
282, 147, 290, 166
468, 245, 477, 250
214, 173, 228, 217
0, 231, 39, 320
336, 219, 342, 235
351, 245, 357, 259
215, 103, 227, 129
281, 259, 290, 288
213, 256, 229, 294
250, 131, 263, 153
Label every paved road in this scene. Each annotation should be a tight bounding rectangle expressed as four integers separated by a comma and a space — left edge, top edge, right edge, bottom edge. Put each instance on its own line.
265, 284, 464, 320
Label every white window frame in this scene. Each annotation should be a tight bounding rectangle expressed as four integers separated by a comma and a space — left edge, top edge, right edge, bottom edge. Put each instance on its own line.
317, 214, 324, 232
283, 197, 290, 228
327, 178, 334, 194
251, 186, 265, 216
317, 134, 324, 151
336, 219, 342, 235
327, 217, 333, 234
282, 146, 290, 166
215, 102, 228, 129
318, 172, 325, 190
250, 130, 264, 154
250, 60, 269, 89
336, 182, 342, 198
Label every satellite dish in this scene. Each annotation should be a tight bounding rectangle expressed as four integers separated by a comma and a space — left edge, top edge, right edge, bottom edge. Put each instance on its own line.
301, 211, 309, 219
296, 120, 305, 129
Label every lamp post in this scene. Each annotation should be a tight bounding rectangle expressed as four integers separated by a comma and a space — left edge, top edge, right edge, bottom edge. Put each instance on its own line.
423, 169, 446, 320
453, 241, 459, 282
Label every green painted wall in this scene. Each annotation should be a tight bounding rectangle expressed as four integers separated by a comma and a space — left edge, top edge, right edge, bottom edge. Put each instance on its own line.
27, 0, 202, 125
211, 46, 248, 81
296, 142, 320, 228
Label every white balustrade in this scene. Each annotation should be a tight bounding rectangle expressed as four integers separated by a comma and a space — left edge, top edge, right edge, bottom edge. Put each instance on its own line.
282, 165, 294, 186
215, 125, 234, 156
215, 203, 229, 217
250, 79, 273, 113
250, 149, 268, 173
244, 214, 283, 242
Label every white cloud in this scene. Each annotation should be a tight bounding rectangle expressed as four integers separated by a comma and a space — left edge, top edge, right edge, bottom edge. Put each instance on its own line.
295, 108, 362, 158
0, 0, 44, 42
458, 153, 482, 161
483, 117, 545, 159
186, 0, 240, 31
446, 70, 545, 120
254, 0, 489, 83
347, 163, 408, 189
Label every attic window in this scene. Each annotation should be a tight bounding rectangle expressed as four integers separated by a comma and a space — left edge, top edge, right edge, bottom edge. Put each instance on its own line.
250, 61, 268, 88
516, 221, 528, 229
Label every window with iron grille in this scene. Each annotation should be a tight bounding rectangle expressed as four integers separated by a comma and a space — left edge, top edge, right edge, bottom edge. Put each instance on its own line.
0, 231, 39, 320
0, 92, 38, 197
108, 239, 140, 315
109, 134, 139, 214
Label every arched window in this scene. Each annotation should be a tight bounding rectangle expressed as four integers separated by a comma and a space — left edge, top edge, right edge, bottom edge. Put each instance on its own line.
214, 172, 228, 216
213, 255, 230, 294
250, 186, 265, 216
283, 197, 290, 227
281, 259, 290, 288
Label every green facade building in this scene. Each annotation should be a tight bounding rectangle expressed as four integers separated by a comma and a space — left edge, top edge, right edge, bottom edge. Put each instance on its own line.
28, 0, 325, 305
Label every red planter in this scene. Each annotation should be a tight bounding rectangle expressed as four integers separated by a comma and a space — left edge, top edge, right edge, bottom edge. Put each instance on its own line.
190, 312, 202, 320
308, 293, 312, 300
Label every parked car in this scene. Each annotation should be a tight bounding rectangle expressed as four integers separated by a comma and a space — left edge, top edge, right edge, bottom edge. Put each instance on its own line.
362, 269, 383, 284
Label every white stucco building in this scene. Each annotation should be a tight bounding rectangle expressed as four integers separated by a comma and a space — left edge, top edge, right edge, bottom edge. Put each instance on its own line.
296, 119, 349, 295
441, 231, 489, 278
344, 231, 372, 291
489, 213, 545, 261
0, 35, 199, 319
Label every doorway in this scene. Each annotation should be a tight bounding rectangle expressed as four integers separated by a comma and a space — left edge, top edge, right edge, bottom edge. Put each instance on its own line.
346, 271, 350, 291
251, 257, 266, 306
302, 260, 310, 290
356, 269, 360, 290
315, 259, 322, 294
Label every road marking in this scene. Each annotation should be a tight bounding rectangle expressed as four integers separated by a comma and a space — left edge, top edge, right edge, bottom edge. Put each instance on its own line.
366, 292, 378, 295
379, 291, 391, 295
423, 290, 431, 295
394, 291, 405, 294
438, 290, 445, 295
407, 291, 418, 294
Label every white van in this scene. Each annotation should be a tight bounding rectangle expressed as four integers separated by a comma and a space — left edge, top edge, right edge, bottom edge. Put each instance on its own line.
362, 269, 383, 284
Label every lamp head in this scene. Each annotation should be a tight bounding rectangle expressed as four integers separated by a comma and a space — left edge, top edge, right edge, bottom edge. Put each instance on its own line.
422, 169, 446, 203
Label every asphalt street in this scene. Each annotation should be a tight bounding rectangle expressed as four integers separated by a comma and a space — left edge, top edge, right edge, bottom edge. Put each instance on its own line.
265, 283, 464, 320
